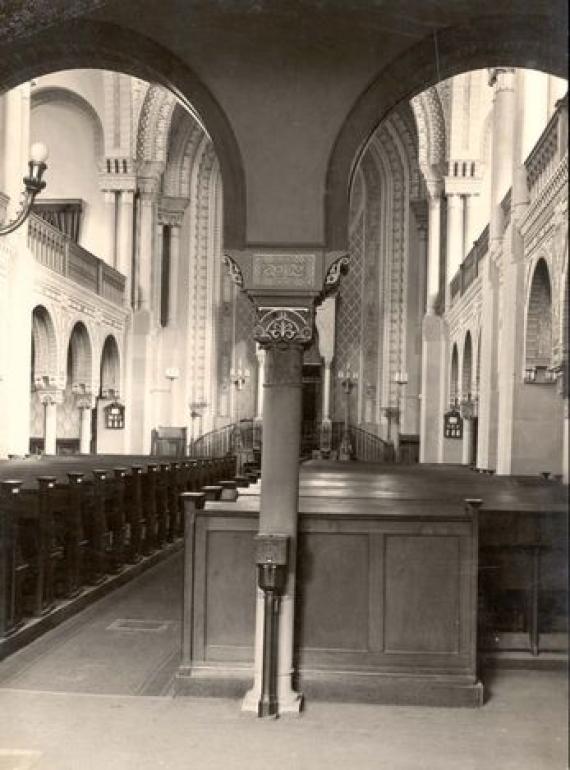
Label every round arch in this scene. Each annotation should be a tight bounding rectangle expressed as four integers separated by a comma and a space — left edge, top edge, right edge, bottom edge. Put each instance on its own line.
525, 258, 553, 370
325, 14, 567, 251
450, 343, 460, 407
31, 85, 105, 164
100, 334, 121, 398
66, 321, 93, 391
0, 19, 246, 250
462, 331, 474, 397
31, 305, 58, 387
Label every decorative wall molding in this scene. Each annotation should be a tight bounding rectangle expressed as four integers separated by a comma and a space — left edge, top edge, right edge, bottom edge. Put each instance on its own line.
223, 254, 244, 288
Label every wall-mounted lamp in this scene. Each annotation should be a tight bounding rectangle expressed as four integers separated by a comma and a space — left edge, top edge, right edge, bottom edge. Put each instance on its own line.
0, 142, 49, 236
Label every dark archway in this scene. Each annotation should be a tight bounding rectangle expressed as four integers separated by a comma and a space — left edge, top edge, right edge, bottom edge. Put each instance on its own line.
0, 20, 246, 250
325, 14, 567, 251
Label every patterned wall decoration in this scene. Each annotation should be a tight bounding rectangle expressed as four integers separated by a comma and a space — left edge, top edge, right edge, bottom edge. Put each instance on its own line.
332, 104, 419, 431
333, 170, 365, 420
360, 154, 382, 424
233, 288, 256, 420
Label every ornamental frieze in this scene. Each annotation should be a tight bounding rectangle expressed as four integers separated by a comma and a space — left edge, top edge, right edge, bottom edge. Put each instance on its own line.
252, 253, 316, 289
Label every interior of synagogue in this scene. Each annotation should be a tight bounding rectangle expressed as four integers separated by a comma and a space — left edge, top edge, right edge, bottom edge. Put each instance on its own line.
0, 2, 567, 768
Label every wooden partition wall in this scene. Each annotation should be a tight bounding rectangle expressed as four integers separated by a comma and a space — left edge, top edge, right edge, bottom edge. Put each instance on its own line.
178, 497, 482, 707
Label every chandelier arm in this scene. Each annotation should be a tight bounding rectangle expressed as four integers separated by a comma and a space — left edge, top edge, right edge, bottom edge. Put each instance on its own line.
0, 190, 36, 237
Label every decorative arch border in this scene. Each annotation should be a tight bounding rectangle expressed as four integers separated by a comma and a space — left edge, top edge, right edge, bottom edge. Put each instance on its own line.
524, 255, 554, 370
325, 14, 567, 251
0, 19, 246, 249
100, 333, 121, 397
31, 85, 105, 168
63, 317, 95, 392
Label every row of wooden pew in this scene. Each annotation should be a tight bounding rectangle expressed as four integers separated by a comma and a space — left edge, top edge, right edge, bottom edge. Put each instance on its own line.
0, 455, 249, 640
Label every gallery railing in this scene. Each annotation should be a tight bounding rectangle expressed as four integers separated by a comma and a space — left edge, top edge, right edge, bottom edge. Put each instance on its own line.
27, 213, 126, 306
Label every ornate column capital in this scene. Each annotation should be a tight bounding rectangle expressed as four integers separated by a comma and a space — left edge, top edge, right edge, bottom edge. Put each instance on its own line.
488, 67, 516, 90
254, 306, 314, 348
37, 388, 64, 406
158, 195, 189, 227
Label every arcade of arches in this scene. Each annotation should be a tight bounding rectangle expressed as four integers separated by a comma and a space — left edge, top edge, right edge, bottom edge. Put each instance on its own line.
0, 67, 567, 477
0, 2, 568, 757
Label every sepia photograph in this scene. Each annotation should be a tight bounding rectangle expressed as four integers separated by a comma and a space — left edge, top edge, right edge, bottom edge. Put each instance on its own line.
0, 1, 567, 768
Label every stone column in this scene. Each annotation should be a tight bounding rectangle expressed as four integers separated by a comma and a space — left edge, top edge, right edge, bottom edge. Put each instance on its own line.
78, 397, 93, 455
462, 416, 473, 465
155, 221, 165, 322
488, 68, 516, 242
242, 309, 310, 716
477, 68, 515, 471
39, 391, 62, 455
547, 75, 568, 119
117, 189, 135, 306
138, 187, 156, 311
169, 224, 181, 325
102, 190, 117, 267
426, 190, 442, 313
420, 185, 446, 463
463, 194, 477, 258
445, 193, 463, 297
496, 69, 529, 475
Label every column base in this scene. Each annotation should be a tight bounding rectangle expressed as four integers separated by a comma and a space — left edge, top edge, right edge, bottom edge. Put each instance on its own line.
241, 680, 304, 717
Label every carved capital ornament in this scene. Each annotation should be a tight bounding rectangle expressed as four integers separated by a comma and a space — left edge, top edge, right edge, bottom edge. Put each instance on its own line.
253, 306, 313, 346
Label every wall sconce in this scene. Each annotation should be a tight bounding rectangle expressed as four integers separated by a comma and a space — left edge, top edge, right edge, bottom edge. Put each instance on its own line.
523, 367, 536, 383
0, 142, 49, 236
524, 366, 557, 385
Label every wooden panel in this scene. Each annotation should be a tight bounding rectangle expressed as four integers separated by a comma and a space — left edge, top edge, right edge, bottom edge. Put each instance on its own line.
384, 535, 460, 654
297, 532, 369, 651
204, 530, 256, 654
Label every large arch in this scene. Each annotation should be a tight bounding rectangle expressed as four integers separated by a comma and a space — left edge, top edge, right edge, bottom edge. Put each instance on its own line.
325, 14, 567, 251
0, 19, 246, 250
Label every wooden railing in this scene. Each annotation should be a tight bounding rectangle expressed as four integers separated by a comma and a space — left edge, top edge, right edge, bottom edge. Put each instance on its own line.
27, 213, 126, 306
449, 224, 490, 303
190, 419, 256, 458
331, 422, 395, 462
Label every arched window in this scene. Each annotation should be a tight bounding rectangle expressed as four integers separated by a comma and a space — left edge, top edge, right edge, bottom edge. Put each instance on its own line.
525, 259, 553, 381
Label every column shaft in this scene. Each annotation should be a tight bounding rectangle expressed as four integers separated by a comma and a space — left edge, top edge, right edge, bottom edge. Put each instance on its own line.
117, 190, 134, 305
489, 69, 516, 241
103, 191, 117, 267
426, 196, 441, 313
463, 195, 477, 259
138, 194, 154, 310
445, 193, 464, 300
168, 225, 181, 325
44, 401, 57, 455
244, 344, 303, 715
79, 407, 92, 454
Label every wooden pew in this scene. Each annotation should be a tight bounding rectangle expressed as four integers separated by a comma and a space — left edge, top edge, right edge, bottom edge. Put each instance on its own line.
0, 455, 243, 644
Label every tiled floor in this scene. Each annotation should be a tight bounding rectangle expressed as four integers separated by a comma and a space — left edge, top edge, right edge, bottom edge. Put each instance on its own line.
0, 551, 567, 769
